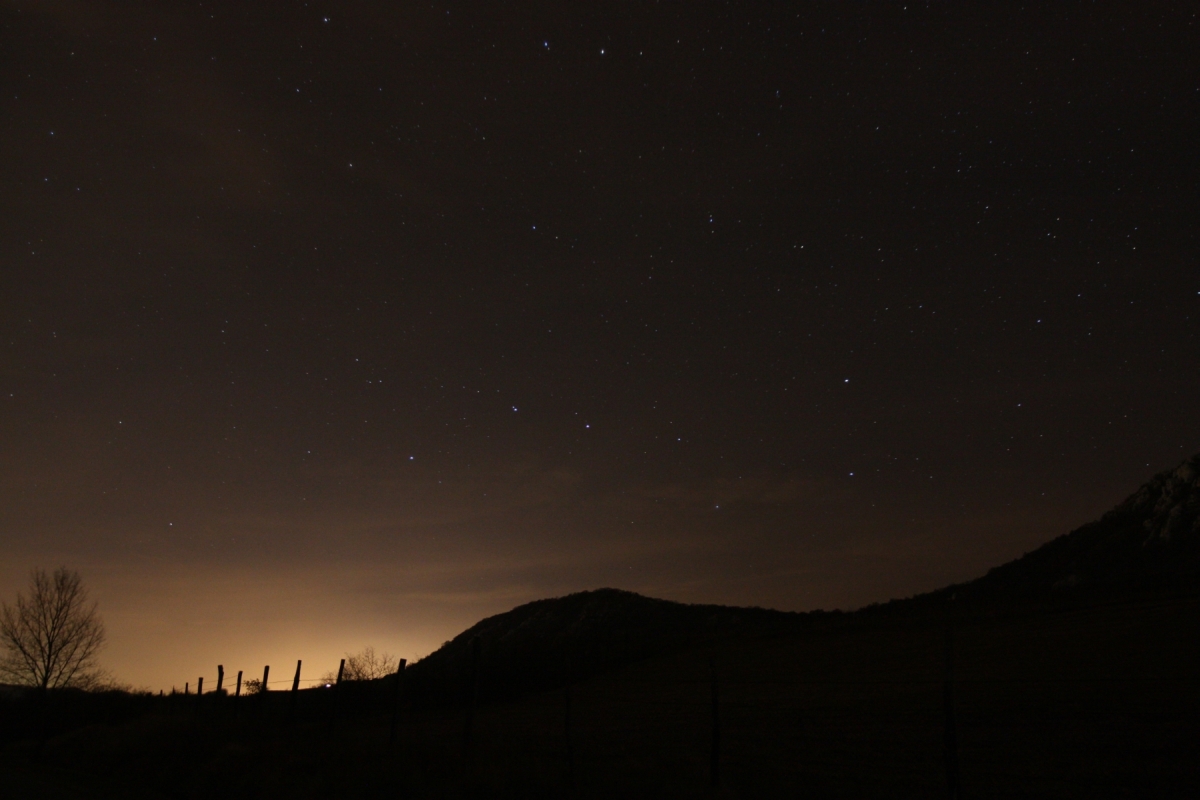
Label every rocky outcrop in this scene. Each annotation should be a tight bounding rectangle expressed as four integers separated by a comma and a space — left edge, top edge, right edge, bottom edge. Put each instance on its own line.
964, 454, 1200, 598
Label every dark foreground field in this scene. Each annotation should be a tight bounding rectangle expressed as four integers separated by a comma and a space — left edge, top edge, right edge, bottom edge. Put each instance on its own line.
3, 589, 1198, 798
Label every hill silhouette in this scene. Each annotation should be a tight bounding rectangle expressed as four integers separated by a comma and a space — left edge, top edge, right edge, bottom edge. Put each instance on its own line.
408, 454, 1200, 702
405, 588, 818, 704
952, 453, 1200, 600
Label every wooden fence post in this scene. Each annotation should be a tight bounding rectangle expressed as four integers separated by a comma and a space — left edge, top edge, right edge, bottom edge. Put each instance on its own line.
710, 658, 720, 789
329, 658, 347, 730
290, 660, 302, 719
463, 636, 481, 756
217, 665, 224, 694
197, 676, 203, 695
260, 665, 270, 715
943, 596, 961, 800
235, 669, 243, 719
389, 658, 407, 744
185, 681, 189, 695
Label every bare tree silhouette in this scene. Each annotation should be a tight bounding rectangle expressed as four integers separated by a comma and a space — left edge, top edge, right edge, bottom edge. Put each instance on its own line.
0, 567, 106, 690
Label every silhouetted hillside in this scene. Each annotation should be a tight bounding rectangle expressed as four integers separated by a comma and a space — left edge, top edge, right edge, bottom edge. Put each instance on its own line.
405, 588, 819, 703
408, 456, 1200, 704
953, 454, 1200, 600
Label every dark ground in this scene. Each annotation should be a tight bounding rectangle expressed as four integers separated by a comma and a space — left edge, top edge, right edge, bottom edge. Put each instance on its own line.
3, 586, 1198, 798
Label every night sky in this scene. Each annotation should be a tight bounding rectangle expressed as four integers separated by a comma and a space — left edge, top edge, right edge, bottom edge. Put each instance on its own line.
2, 2, 1197, 690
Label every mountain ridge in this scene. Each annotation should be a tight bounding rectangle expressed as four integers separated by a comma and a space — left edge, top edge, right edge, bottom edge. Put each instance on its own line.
406, 454, 1200, 702
953, 453, 1200, 600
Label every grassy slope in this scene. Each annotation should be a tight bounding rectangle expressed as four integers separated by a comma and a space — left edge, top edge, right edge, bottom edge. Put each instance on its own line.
3, 588, 1198, 798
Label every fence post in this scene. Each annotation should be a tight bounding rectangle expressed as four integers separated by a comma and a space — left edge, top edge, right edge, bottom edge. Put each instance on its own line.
389, 658, 407, 744
217, 665, 224, 694
463, 636, 481, 756
710, 658, 720, 789
185, 682, 189, 696
198, 676, 204, 695
943, 596, 961, 800
262, 664, 270, 694
290, 660, 302, 719
236, 670, 243, 697
329, 658, 347, 730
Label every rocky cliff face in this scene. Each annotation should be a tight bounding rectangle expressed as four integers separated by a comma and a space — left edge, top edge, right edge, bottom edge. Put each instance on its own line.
966, 454, 1200, 597
1120, 455, 1200, 545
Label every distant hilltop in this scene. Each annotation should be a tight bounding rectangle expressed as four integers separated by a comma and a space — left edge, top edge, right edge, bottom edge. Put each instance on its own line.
405, 589, 808, 703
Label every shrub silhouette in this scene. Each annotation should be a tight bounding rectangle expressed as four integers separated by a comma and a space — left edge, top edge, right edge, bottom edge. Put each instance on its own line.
321, 645, 397, 684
